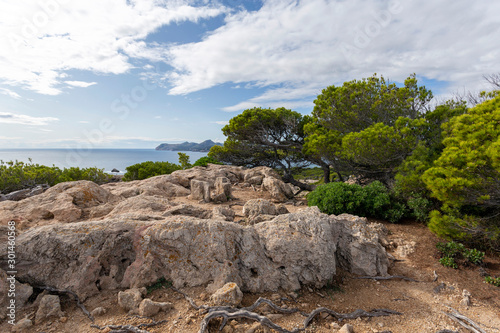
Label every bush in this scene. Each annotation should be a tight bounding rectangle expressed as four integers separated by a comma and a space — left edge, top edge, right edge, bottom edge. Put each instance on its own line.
123, 161, 181, 181
436, 241, 484, 268
485, 276, 500, 287
307, 181, 405, 222
192, 156, 222, 167
0, 160, 111, 193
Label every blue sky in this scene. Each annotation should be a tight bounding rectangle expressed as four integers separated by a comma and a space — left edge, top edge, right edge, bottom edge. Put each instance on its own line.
0, 0, 499, 149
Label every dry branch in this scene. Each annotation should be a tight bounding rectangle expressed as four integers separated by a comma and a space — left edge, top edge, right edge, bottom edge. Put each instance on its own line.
354, 275, 421, 282
241, 297, 302, 315
303, 308, 402, 327
198, 309, 303, 333
91, 320, 167, 333
443, 307, 487, 333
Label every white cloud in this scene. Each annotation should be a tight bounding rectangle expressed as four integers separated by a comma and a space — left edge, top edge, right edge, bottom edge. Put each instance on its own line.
0, 88, 21, 99
166, 0, 500, 108
78, 120, 90, 124
0, 112, 59, 126
211, 120, 229, 125
65, 81, 97, 88
0, 0, 226, 95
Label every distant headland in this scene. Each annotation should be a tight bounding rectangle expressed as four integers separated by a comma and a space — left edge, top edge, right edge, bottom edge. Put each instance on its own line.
155, 140, 222, 152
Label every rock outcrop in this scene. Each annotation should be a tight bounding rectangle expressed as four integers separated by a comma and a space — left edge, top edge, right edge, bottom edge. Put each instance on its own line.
0, 207, 388, 301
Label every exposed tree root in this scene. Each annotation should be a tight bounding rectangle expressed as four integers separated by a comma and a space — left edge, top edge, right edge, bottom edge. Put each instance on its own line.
443, 307, 487, 333
38, 285, 94, 322
354, 275, 421, 282
198, 309, 303, 333
91, 320, 167, 333
302, 308, 402, 327
242, 297, 303, 315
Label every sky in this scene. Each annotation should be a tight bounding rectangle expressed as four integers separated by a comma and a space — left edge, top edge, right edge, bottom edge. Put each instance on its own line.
0, 0, 499, 149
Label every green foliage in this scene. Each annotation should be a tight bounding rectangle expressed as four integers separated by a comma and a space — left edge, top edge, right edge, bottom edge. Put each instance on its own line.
406, 194, 433, 222
177, 152, 192, 170
484, 276, 500, 287
192, 156, 222, 167
463, 248, 485, 265
423, 95, 500, 250
0, 160, 111, 193
146, 277, 172, 294
307, 181, 405, 222
123, 161, 181, 181
309, 73, 433, 183
436, 241, 484, 269
438, 257, 458, 269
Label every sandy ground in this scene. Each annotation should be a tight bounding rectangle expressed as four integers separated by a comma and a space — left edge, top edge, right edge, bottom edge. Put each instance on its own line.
2, 184, 500, 333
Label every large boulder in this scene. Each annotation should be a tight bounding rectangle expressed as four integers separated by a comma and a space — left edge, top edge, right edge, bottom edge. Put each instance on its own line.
0, 207, 388, 300
189, 179, 211, 202
262, 177, 294, 202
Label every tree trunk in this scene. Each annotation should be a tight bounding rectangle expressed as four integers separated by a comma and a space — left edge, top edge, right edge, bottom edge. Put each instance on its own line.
322, 165, 331, 184
281, 173, 316, 192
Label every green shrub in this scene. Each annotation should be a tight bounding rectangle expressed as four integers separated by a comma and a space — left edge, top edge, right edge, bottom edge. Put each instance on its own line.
307, 181, 405, 222
463, 248, 485, 265
436, 241, 485, 268
439, 257, 458, 269
192, 156, 222, 167
123, 161, 181, 181
0, 160, 110, 194
146, 277, 172, 294
406, 195, 433, 222
485, 276, 500, 287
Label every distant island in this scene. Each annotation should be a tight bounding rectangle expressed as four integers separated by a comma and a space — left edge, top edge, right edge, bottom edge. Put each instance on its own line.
155, 140, 222, 152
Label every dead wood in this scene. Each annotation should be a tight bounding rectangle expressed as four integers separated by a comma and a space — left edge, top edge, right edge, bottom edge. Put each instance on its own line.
302, 308, 402, 327
91, 320, 167, 333
443, 307, 487, 333
354, 275, 421, 282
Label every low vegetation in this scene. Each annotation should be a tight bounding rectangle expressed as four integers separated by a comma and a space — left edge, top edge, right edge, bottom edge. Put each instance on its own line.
0, 160, 110, 194
436, 241, 485, 269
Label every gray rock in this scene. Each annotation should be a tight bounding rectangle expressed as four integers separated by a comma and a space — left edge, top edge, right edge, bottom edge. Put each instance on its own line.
243, 199, 278, 217
214, 177, 232, 202
212, 206, 235, 221
189, 179, 211, 202
338, 323, 354, 333
138, 298, 173, 317
209, 282, 243, 307
35, 295, 63, 324
118, 288, 143, 312
262, 177, 294, 202
11, 318, 33, 332
1, 207, 388, 300
90, 307, 106, 317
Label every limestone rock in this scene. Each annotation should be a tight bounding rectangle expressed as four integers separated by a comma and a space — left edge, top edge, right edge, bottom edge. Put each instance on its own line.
214, 177, 232, 202
163, 204, 211, 219
335, 214, 389, 276
212, 206, 235, 221
243, 199, 278, 217
35, 295, 64, 324
11, 318, 33, 332
90, 307, 106, 317
338, 323, 354, 333
209, 282, 243, 307
118, 288, 143, 312
2, 207, 388, 299
0, 269, 33, 312
138, 298, 173, 317
189, 179, 211, 202
262, 177, 294, 202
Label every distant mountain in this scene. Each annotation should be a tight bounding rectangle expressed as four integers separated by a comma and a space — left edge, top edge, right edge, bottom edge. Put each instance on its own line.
155, 140, 222, 152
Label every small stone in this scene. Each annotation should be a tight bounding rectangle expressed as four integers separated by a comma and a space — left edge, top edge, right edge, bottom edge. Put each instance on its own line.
91, 307, 107, 317
331, 322, 340, 329
35, 295, 64, 324
118, 288, 143, 312
287, 291, 298, 300
209, 282, 243, 307
59, 317, 68, 323
339, 323, 354, 333
138, 298, 173, 317
199, 292, 209, 301
222, 326, 235, 333
11, 318, 33, 332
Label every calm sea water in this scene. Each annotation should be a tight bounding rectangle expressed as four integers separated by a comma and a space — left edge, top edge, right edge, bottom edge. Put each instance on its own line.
0, 149, 207, 174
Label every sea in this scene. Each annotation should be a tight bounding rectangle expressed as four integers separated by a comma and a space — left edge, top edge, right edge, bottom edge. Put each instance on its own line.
0, 149, 208, 174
